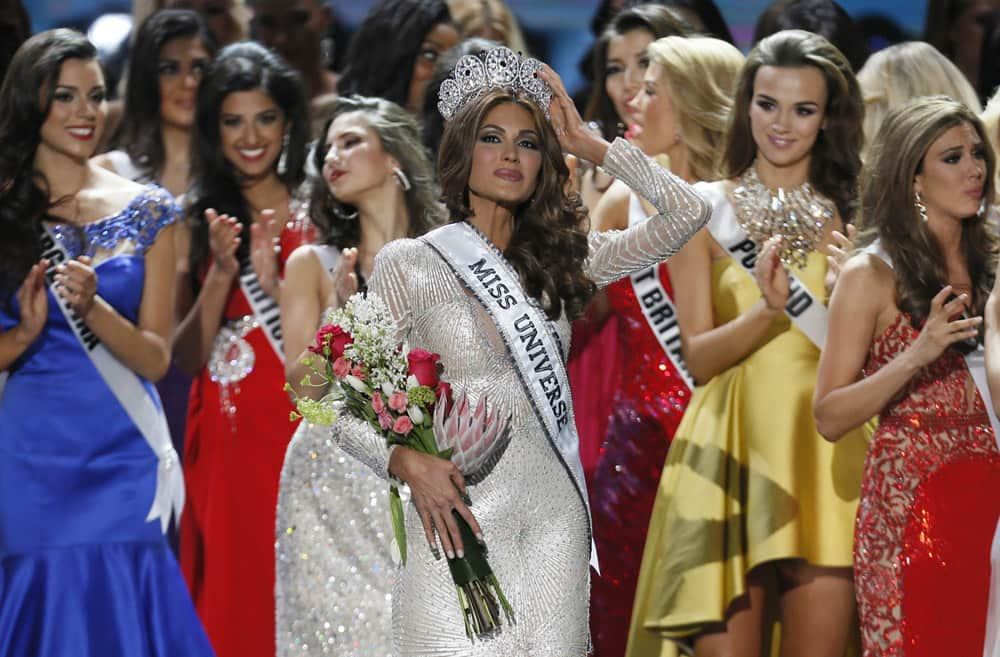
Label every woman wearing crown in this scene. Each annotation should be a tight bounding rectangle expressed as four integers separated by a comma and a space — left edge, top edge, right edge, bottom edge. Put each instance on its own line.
324, 46, 710, 654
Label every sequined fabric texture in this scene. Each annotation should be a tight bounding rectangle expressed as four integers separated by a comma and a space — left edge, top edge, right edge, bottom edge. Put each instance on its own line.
275, 422, 395, 657
588, 270, 690, 657
856, 313, 1000, 657
329, 138, 709, 656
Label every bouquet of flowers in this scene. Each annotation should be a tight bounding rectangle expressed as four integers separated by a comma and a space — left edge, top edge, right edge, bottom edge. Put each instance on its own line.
289, 293, 515, 640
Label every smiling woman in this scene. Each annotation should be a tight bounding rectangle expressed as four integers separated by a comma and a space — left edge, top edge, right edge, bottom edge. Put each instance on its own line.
627, 30, 871, 657
171, 41, 313, 657
0, 29, 213, 657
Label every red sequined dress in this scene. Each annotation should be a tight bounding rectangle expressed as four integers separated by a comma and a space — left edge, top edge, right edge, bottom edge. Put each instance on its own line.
589, 256, 691, 657
856, 312, 1000, 657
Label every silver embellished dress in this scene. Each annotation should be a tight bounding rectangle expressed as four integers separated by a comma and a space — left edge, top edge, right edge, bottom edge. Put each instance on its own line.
330, 138, 710, 657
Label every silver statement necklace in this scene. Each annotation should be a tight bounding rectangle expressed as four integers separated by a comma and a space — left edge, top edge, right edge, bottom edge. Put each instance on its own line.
731, 164, 834, 269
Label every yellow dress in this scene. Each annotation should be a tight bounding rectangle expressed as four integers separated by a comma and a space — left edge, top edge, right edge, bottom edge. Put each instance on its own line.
626, 242, 871, 656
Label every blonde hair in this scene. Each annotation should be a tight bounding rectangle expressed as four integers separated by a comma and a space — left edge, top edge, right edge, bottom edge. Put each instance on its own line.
858, 41, 981, 157
447, 0, 528, 55
645, 35, 744, 182
981, 87, 1000, 196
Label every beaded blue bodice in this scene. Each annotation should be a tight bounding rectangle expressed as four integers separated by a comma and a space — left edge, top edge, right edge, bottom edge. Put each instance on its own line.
47, 186, 179, 260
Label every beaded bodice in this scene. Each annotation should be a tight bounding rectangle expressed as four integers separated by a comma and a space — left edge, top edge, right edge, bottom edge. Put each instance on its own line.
862, 312, 987, 423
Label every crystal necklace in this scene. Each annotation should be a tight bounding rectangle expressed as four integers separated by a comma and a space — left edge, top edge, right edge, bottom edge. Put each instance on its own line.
731, 164, 834, 269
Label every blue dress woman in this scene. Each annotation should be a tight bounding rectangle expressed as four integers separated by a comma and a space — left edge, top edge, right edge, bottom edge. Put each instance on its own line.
0, 30, 214, 657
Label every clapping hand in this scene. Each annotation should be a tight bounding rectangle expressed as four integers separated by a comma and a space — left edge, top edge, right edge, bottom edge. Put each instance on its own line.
55, 256, 98, 319
14, 260, 49, 343
206, 208, 242, 277
754, 236, 790, 312
823, 225, 856, 298
250, 209, 282, 299
323, 247, 360, 311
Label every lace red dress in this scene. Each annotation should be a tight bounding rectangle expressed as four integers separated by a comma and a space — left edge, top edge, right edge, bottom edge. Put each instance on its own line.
856, 312, 1000, 657
589, 267, 692, 657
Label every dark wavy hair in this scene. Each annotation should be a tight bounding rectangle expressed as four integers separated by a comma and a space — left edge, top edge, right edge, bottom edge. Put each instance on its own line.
310, 95, 445, 247
0, 29, 96, 298
624, 0, 735, 44
438, 88, 594, 321
186, 41, 308, 286
723, 29, 864, 222
583, 5, 690, 141
857, 96, 997, 339
337, 0, 452, 108
111, 9, 215, 182
753, 0, 868, 73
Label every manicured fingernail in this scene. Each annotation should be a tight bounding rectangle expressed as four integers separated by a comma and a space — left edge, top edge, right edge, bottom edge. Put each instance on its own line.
456, 549, 464, 559
446, 549, 455, 560
476, 532, 485, 545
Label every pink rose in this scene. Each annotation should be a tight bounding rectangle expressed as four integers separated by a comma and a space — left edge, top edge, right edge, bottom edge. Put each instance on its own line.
332, 357, 351, 379
407, 348, 441, 387
392, 415, 413, 435
388, 391, 408, 413
308, 324, 353, 360
378, 411, 393, 430
371, 391, 385, 414
351, 364, 366, 380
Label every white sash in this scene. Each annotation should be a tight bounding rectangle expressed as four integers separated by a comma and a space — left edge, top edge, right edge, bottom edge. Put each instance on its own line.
697, 182, 829, 349
862, 240, 1000, 656
626, 193, 694, 390
39, 225, 184, 533
422, 222, 599, 572
310, 244, 340, 275
237, 251, 283, 360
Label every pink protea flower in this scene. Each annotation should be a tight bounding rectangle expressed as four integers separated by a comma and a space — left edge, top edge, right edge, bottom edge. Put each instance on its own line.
432, 391, 511, 482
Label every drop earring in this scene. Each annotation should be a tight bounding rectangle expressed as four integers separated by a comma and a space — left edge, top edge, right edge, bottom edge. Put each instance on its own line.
277, 133, 290, 176
914, 191, 929, 223
392, 166, 411, 191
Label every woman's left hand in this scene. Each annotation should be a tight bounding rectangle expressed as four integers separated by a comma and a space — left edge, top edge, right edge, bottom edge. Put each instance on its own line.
250, 209, 282, 299
537, 65, 609, 166
754, 236, 790, 311
823, 224, 856, 298
55, 256, 98, 318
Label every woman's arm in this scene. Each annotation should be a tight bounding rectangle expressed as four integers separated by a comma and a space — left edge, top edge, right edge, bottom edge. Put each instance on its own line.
813, 256, 981, 441
984, 272, 1000, 417
53, 223, 178, 382
668, 229, 783, 384
171, 210, 242, 376
0, 262, 49, 371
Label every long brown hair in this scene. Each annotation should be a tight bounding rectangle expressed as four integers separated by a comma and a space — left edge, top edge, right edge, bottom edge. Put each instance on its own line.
723, 29, 864, 221
438, 88, 594, 321
858, 95, 997, 334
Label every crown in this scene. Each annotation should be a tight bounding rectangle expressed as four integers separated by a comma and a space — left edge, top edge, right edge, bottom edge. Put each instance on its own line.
437, 46, 553, 121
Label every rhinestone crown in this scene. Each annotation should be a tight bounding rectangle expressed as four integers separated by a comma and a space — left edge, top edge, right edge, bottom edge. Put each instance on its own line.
437, 46, 553, 121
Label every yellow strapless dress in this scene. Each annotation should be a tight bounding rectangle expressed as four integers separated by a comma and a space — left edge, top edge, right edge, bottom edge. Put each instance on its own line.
625, 251, 871, 656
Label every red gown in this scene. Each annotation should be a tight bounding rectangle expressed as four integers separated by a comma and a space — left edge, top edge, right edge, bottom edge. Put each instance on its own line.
856, 313, 1000, 657
180, 211, 311, 657
589, 267, 692, 657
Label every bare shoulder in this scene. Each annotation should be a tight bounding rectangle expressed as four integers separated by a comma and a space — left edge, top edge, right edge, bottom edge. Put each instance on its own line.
591, 178, 632, 232
836, 252, 895, 306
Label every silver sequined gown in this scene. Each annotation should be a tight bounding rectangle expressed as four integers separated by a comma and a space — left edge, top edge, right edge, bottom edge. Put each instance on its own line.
275, 421, 395, 656
331, 138, 709, 657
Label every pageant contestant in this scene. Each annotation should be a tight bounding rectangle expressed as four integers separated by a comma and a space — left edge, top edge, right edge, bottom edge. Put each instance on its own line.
0, 30, 213, 656
815, 96, 1000, 657
172, 42, 311, 657
627, 30, 870, 657
588, 34, 744, 657
328, 46, 710, 655
275, 95, 445, 657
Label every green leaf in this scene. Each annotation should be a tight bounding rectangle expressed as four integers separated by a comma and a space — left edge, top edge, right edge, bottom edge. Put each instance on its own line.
389, 485, 407, 565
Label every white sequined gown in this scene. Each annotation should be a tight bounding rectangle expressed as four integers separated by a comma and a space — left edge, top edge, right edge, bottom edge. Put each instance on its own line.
331, 138, 709, 657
